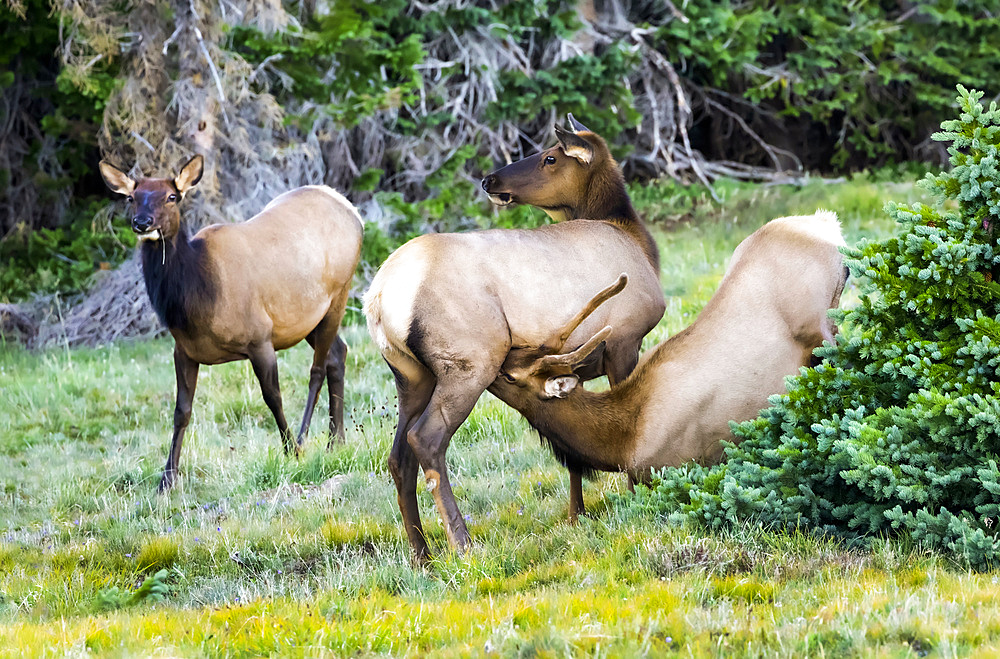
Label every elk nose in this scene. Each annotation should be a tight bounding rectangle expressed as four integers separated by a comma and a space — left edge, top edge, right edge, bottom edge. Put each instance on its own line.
132, 215, 153, 233
481, 175, 496, 192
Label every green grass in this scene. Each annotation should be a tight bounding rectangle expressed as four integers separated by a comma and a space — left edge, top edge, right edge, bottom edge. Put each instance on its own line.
3, 175, 999, 656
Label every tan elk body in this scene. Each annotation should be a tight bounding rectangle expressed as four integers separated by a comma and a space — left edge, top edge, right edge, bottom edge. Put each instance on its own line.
365, 118, 666, 560
491, 211, 848, 481
99, 156, 363, 492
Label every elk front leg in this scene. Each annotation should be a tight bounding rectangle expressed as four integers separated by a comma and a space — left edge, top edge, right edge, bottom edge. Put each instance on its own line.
248, 343, 294, 455
567, 469, 585, 523
159, 345, 199, 493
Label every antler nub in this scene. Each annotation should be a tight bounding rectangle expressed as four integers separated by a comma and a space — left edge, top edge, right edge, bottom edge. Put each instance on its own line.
541, 325, 612, 369
547, 273, 628, 352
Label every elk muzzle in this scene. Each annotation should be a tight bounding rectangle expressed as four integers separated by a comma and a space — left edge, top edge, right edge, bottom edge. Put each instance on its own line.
132, 214, 161, 241
481, 175, 513, 206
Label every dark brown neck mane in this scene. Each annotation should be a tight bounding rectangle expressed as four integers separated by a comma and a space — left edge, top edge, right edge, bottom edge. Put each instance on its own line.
571, 154, 660, 273
140, 225, 215, 332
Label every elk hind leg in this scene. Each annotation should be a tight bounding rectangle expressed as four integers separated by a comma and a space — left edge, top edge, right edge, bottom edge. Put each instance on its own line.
386, 359, 435, 562
407, 369, 496, 552
325, 335, 348, 448
298, 309, 343, 448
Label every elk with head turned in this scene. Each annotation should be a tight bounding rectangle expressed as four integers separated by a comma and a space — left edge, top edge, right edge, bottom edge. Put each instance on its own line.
364, 116, 666, 561
99, 156, 363, 492
490, 211, 848, 486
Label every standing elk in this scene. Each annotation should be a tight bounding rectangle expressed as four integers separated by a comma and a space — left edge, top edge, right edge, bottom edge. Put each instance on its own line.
99, 156, 363, 492
365, 117, 666, 561
489, 211, 848, 485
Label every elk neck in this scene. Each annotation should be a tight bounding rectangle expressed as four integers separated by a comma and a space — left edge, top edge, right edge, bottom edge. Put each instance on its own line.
574, 163, 660, 273
521, 377, 646, 475
139, 223, 215, 332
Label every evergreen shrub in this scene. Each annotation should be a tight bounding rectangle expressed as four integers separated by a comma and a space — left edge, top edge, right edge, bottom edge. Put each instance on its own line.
631, 87, 1000, 568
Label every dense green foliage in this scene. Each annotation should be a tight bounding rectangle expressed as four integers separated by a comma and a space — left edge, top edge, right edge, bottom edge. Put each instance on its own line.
0, 201, 136, 303
0, 0, 119, 193
632, 87, 1000, 568
3, 1, 998, 304
230, 0, 1000, 168
0, 0, 127, 301
229, 0, 425, 131
230, 0, 639, 135
670, 1, 1000, 167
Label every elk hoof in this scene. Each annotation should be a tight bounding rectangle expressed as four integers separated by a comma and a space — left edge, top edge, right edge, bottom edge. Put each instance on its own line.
157, 471, 176, 494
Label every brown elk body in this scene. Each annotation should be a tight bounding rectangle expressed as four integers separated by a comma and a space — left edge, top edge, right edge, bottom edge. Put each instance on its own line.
364, 119, 665, 560
491, 211, 848, 483
99, 156, 363, 492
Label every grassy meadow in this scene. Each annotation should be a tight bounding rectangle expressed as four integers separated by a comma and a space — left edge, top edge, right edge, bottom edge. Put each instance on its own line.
4, 175, 1000, 657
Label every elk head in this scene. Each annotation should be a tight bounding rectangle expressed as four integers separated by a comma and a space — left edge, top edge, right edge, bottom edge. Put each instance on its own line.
481, 114, 610, 219
99, 155, 204, 243
497, 274, 628, 401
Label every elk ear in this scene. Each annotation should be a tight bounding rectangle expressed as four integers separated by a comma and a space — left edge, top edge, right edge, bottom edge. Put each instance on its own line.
554, 126, 594, 165
174, 155, 204, 195
98, 161, 136, 196
544, 374, 579, 399
566, 113, 591, 133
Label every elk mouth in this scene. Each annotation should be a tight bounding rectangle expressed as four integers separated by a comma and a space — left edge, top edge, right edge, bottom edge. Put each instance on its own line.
488, 192, 515, 207
134, 229, 162, 242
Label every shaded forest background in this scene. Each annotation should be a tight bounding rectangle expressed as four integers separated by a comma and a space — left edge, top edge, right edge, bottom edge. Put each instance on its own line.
1, 0, 998, 345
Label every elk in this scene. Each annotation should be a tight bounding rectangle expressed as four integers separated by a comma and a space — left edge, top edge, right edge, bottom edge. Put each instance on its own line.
99, 156, 363, 492
490, 211, 848, 484
365, 117, 666, 561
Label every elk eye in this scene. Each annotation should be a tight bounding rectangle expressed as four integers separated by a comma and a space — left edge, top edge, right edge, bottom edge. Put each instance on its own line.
501, 372, 516, 383
168, 194, 178, 202
126, 196, 134, 204
544, 155, 556, 165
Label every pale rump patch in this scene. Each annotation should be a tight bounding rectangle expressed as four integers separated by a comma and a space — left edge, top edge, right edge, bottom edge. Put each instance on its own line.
363, 288, 389, 352
362, 240, 428, 361
771, 210, 845, 247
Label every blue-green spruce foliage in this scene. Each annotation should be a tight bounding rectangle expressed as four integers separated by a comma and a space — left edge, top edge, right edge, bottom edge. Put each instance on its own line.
634, 87, 1000, 568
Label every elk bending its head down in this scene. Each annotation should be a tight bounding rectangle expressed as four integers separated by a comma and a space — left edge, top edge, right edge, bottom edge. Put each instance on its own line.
491, 211, 848, 483
99, 156, 363, 492
365, 117, 665, 561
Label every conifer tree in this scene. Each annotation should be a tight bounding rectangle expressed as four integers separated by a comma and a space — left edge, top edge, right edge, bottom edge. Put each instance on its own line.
642, 86, 1000, 567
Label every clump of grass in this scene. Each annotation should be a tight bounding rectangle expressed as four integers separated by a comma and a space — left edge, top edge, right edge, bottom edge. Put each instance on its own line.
320, 516, 401, 552
709, 575, 776, 604
516, 468, 561, 500
136, 536, 180, 574
475, 562, 577, 596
